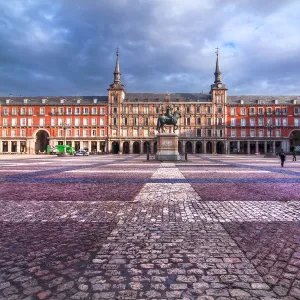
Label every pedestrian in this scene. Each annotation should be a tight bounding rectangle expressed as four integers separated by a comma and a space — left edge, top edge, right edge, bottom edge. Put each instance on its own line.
293, 150, 297, 161
278, 149, 286, 167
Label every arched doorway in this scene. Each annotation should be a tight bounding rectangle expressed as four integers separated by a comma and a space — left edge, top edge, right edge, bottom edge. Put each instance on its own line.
178, 141, 182, 154
143, 142, 150, 154
289, 130, 300, 151
35, 130, 49, 153
206, 141, 212, 154
154, 141, 157, 154
185, 141, 192, 154
133, 141, 140, 154
196, 142, 202, 153
112, 141, 119, 154
123, 141, 129, 154
216, 141, 224, 154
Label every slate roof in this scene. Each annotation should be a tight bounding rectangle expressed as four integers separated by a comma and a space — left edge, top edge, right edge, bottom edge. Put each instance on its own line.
227, 95, 300, 105
124, 93, 212, 102
0, 96, 108, 105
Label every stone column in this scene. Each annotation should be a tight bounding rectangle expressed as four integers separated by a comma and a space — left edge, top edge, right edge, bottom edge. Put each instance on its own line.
150, 141, 154, 155
247, 141, 250, 154
97, 141, 100, 152
213, 141, 217, 154
88, 141, 91, 152
119, 141, 123, 154
140, 141, 144, 154
192, 141, 196, 154
129, 141, 133, 154
17, 141, 20, 153
256, 141, 259, 153
237, 141, 240, 153
108, 141, 112, 153
264, 141, 267, 154
203, 141, 207, 154
273, 141, 276, 153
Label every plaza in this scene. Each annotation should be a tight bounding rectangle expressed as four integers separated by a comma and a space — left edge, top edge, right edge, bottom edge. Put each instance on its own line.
0, 154, 299, 300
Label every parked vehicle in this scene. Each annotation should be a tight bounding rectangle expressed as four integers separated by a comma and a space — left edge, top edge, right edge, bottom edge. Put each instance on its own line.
74, 150, 89, 156
46, 145, 75, 155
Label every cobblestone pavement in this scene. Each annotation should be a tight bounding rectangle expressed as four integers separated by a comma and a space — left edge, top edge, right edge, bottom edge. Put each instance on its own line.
0, 154, 299, 299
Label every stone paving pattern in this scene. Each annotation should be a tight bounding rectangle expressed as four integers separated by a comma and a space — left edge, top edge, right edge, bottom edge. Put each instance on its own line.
0, 154, 299, 299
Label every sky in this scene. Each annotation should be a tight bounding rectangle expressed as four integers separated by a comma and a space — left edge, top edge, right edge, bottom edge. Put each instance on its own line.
0, 0, 300, 96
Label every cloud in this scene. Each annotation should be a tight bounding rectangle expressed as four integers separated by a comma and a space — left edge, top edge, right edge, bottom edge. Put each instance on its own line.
0, 0, 299, 96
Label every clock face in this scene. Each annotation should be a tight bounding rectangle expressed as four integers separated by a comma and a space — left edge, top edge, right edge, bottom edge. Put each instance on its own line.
218, 83, 222, 88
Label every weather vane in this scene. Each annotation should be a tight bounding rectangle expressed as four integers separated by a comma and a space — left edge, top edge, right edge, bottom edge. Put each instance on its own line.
215, 47, 219, 56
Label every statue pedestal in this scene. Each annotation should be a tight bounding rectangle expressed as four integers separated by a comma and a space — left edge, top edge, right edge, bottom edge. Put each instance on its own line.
155, 133, 180, 161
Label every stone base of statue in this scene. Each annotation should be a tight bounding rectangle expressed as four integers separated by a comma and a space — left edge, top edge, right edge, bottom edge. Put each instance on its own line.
155, 133, 180, 161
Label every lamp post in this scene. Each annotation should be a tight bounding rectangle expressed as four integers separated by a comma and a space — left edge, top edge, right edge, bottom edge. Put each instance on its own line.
62, 122, 69, 155
266, 123, 275, 154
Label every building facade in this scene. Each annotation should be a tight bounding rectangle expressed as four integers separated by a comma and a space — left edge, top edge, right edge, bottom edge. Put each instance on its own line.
0, 51, 299, 154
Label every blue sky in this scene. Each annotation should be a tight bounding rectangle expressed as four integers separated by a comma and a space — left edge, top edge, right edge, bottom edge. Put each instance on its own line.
0, 0, 300, 96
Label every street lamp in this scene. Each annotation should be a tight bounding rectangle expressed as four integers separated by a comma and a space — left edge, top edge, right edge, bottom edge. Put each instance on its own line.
266, 123, 275, 153
62, 122, 69, 155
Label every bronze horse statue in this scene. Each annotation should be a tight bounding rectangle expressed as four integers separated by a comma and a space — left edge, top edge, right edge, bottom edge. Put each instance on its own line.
156, 108, 181, 133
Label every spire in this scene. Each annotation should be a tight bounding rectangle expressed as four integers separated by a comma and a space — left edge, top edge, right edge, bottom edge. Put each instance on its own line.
214, 47, 222, 84
109, 48, 124, 89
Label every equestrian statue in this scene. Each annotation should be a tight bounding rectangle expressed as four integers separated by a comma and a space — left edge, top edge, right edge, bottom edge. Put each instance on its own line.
156, 105, 182, 133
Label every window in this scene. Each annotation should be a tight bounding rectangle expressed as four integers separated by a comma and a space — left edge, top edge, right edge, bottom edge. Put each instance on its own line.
91, 118, 97, 125
28, 118, 33, 126
91, 130, 96, 137
196, 106, 201, 113
134, 118, 138, 126
20, 107, 26, 115
267, 118, 272, 125
185, 118, 190, 126
133, 106, 138, 114
258, 107, 264, 115
196, 129, 201, 137
282, 118, 288, 126
230, 108, 236, 115
123, 106, 129, 114
216, 95, 222, 103
250, 129, 256, 137
66, 129, 72, 137
113, 107, 118, 114
275, 108, 280, 115
282, 107, 287, 115
92, 107, 97, 115
197, 117, 201, 125
83, 118, 88, 126
124, 118, 128, 126
28, 108, 33, 115
39, 107, 45, 115
20, 118, 26, 126
231, 118, 236, 126
144, 129, 149, 137
217, 107, 222, 114
58, 118, 63, 126
83, 108, 89, 114
75, 118, 80, 126
185, 107, 190, 114
75, 129, 80, 137
186, 129, 192, 137
66, 107, 72, 115
100, 129, 105, 137
241, 118, 246, 126
259, 130, 264, 137
113, 118, 117, 126
294, 118, 299, 126
267, 107, 272, 115
240, 108, 246, 115
207, 129, 212, 137
20, 130, 26, 137
66, 118, 71, 125
207, 118, 211, 126
100, 118, 105, 126
75, 107, 80, 115
40, 118, 45, 126
144, 106, 149, 114
275, 118, 281, 126
100, 108, 105, 115
133, 129, 138, 137
58, 107, 64, 115
294, 107, 300, 115
218, 118, 222, 125
11, 130, 16, 137
83, 129, 88, 137
258, 118, 264, 126
51, 118, 56, 126
2, 130, 7, 137
145, 118, 149, 126
113, 94, 118, 103
12, 108, 17, 115
241, 129, 246, 137
250, 118, 255, 126
276, 129, 281, 137
249, 107, 255, 115
11, 118, 17, 126
122, 129, 127, 137
2, 118, 8, 126
206, 106, 211, 114
3, 108, 9, 115
155, 107, 160, 114
231, 129, 236, 137
51, 107, 56, 115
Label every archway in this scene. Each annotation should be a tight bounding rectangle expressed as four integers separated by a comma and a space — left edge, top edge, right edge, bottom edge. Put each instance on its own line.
35, 130, 49, 153
123, 141, 130, 154
289, 130, 300, 151
196, 141, 202, 153
185, 141, 192, 154
216, 141, 224, 154
133, 141, 140, 154
112, 141, 119, 154
143, 142, 150, 154
206, 141, 212, 154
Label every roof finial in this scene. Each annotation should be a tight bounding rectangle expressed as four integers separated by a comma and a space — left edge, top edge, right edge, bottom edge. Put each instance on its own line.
116, 47, 119, 57
214, 47, 222, 84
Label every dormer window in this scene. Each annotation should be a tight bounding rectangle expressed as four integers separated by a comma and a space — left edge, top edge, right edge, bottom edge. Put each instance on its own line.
293, 99, 297, 104
274, 99, 278, 104
77, 99, 81, 104
6, 99, 9, 104
240, 100, 244, 104
42, 99, 47, 104
60, 99, 65, 104
257, 100, 261, 104
93, 98, 98, 104
24, 99, 28, 104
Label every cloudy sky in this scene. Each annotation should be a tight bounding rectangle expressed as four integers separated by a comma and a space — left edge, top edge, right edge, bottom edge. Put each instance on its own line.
0, 0, 300, 96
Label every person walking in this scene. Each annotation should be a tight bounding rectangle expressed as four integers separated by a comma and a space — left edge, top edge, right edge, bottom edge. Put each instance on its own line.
293, 150, 297, 161
279, 149, 286, 167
